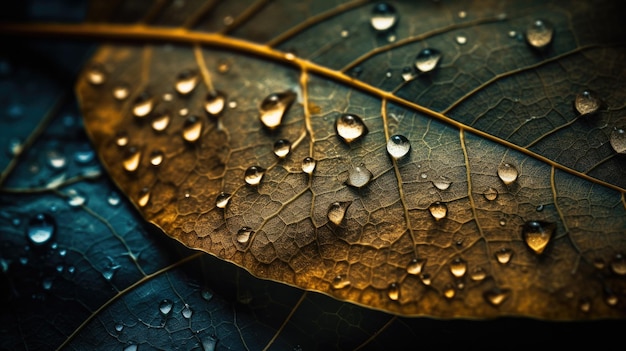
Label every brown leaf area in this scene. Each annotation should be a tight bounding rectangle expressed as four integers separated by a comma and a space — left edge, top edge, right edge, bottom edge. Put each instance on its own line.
75, 0, 626, 319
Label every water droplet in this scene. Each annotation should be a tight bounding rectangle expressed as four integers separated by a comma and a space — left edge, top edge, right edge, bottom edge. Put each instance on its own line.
536, 204, 544, 212
508, 30, 517, 38
87, 63, 106, 85
215, 192, 231, 209
302, 157, 316, 175
574, 90, 601, 115
449, 257, 467, 278
115, 132, 129, 147
237, 226, 253, 244
407, 258, 426, 275
244, 166, 265, 186
149, 150, 164, 166
59, 249, 66, 257
66, 188, 87, 207
183, 116, 203, 142
331, 274, 350, 289
370, 3, 398, 32
159, 299, 173, 316
112, 84, 130, 101
458, 10, 467, 19
495, 248, 513, 264
386, 134, 411, 159
605, 292, 619, 306
610, 253, 626, 275
175, 69, 199, 95
56, 264, 64, 273
521, 220, 555, 254
26, 213, 55, 246
138, 187, 150, 207
46, 150, 67, 170
497, 163, 518, 185
455, 35, 467, 45
327, 201, 351, 226
151, 113, 171, 132
204, 91, 226, 117
42, 277, 53, 290
122, 147, 141, 172
387, 282, 400, 301
102, 269, 116, 281
346, 164, 373, 188
132, 92, 154, 118
340, 29, 349, 38
525, 19, 554, 49
8, 138, 22, 156
123, 344, 138, 351
420, 273, 432, 285
443, 285, 456, 299
579, 298, 591, 313
483, 288, 510, 307
401, 66, 416, 81
335, 113, 368, 143
67, 266, 75, 274
428, 202, 448, 221
259, 91, 296, 130
415, 48, 442, 73
499, 219, 507, 226
609, 128, 626, 154
432, 176, 452, 190
108, 192, 121, 206
203, 336, 218, 351
470, 267, 487, 281
593, 258, 606, 270
273, 139, 291, 158
74, 149, 95, 164
115, 323, 124, 332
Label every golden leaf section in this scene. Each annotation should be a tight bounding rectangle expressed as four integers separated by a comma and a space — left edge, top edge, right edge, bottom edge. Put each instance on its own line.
71, 0, 626, 319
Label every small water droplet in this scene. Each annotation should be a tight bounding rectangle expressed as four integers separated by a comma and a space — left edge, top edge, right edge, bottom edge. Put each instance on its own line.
46, 150, 67, 170
428, 202, 448, 221
593, 258, 606, 270
132, 92, 154, 118
574, 90, 601, 115
122, 147, 141, 172
605, 291, 619, 306
102, 269, 116, 281
331, 274, 350, 289
26, 213, 55, 246
497, 163, 518, 185
151, 113, 171, 132
179, 108, 189, 116
204, 91, 226, 117
370, 3, 398, 32
444, 285, 456, 299
407, 258, 426, 275
115, 323, 124, 332
175, 69, 199, 95
340, 29, 349, 38
579, 298, 591, 313
499, 219, 507, 226
159, 299, 173, 316
87, 63, 106, 85
525, 19, 554, 49
56, 264, 64, 273
470, 267, 487, 281
432, 176, 452, 190
215, 192, 231, 209
8, 138, 23, 156
59, 249, 66, 257
610, 253, 626, 275
74, 149, 95, 164
108, 192, 121, 206
521, 220, 555, 254
259, 91, 296, 130
415, 48, 442, 73
455, 35, 467, 45
449, 257, 467, 278
149, 150, 164, 166
420, 273, 432, 285
508, 30, 517, 38
138, 187, 150, 207
387, 282, 400, 301
244, 166, 265, 186
386, 134, 411, 160
385, 69, 392, 78
327, 201, 351, 226
182, 116, 203, 143
483, 288, 510, 307
67, 266, 75, 274
495, 248, 513, 264
66, 188, 87, 207
302, 157, 316, 175
609, 128, 626, 154
536, 204, 544, 212
401, 66, 416, 81
335, 113, 368, 143
42, 277, 53, 290
458, 10, 467, 19
273, 139, 291, 158
123, 344, 138, 351
346, 164, 373, 188
115, 132, 129, 147
203, 336, 218, 351
112, 84, 130, 101
237, 227, 253, 244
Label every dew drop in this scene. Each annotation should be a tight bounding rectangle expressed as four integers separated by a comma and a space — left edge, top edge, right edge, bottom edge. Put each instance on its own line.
609, 128, 626, 154
340, 29, 349, 38
151, 113, 171, 132
175, 69, 199, 95
203, 336, 218, 351
387, 282, 400, 301
112, 84, 130, 101
521, 220, 555, 254
443, 285, 456, 299
335, 113, 368, 143
67, 266, 75, 274
610, 253, 626, 276
46, 150, 67, 170
150, 150, 164, 166
428, 202, 448, 221
273, 139, 291, 158
407, 258, 426, 275
204, 91, 226, 117
237, 226, 253, 244
182, 116, 203, 143
26, 213, 55, 246
497, 163, 518, 185
449, 257, 467, 278
123, 344, 138, 351
8, 138, 22, 156
201, 289, 214, 301
302, 157, 317, 175
73, 149, 95, 164
108, 192, 121, 206
86, 63, 106, 85
138, 187, 150, 207
132, 92, 154, 118
536, 204, 544, 212
159, 299, 173, 316
115, 323, 124, 332
458, 10, 467, 19
420, 273, 432, 285
605, 292, 619, 307
483, 288, 510, 307
331, 274, 350, 289
370, 3, 398, 32
579, 298, 591, 313
66, 188, 87, 207
327, 201, 351, 226
122, 147, 141, 172
470, 267, 487, 281
217, 60, 230, 74
259, 91, 296, 130
181, 304, 193, 319
455, 35, 467, 45
386, 134, 411, 159
574, 90, 601, 115
495, 248, 513, 264
42, 277, 53, 290
593, 258, 606, 270
244, 166, 265, 186
415, 48, 442, 73
525, 19, 554, 49
346, 164, 373, 188
115, 132, 129, 147
215, 192, 231, 209
401, 66, 416, 81
432, 176, 452, 191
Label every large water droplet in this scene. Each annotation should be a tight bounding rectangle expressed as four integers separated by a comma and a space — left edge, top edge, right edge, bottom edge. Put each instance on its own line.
175, 69, 199, 95
432, 176, 452, 191
112, 83, 130, 101
181, 304, 193, 319
66, 188, 87, 207
204, 91, 226, 117
495, 248, 513, 264
610, 253, 626, 276
237, 227, 253, 244
215, 192, 231, 209
273, 139, 291, 158
26, 213, 55, 246
497, 163, 518, 185
483, 187, 498, 201
483, 288, 510, 307
525, 19, 554, 49
415, 48, 442, 73
428, 202, 448, 221
346, 164, 373, 188
335, 113, 368, 143
370, 3, 398, 32
302, 157, 316, 175
87, 63, 106, 85
151, 112, 170, 132
150, 150, 164, 166
138, 187, 150, 207
574, 90, 601, 115
327, 201, 351, 226
122, 147, 141, 172
259, 91, 296, 130
521, 220, 555, 254
132, 92, 154, 118
183, 116, 203, 143
244, 166, 265, 186
386, 134, 411, 160
387, 282, 400, 301
449, 257, 467, 278
159, 299, 173, 316
331, 274, 350, 289
407, 258, 426, 275
610, 128, 626, 154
